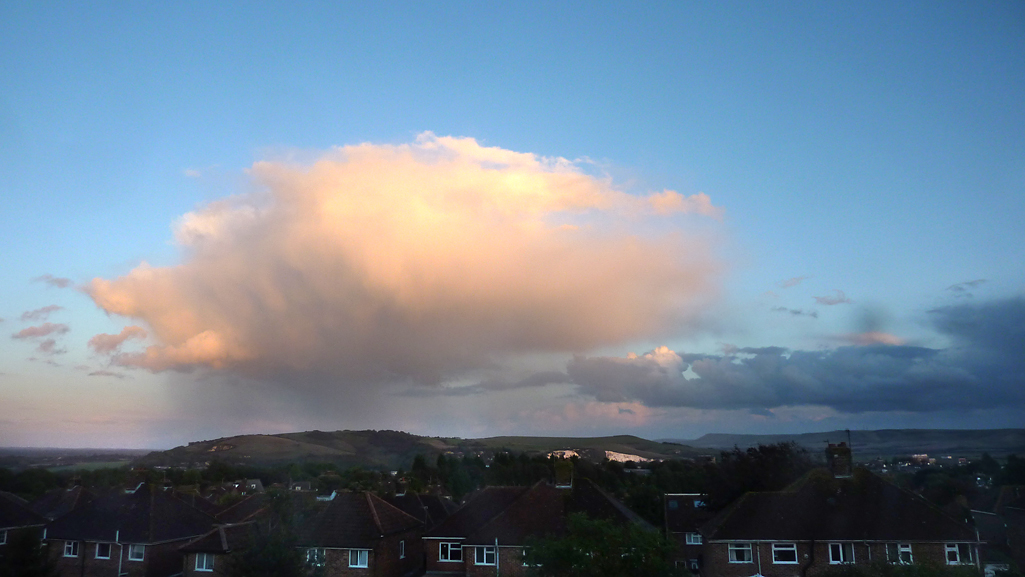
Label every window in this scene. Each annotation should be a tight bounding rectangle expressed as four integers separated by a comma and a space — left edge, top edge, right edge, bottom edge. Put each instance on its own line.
694, 499, 706, 508
439, 542, 462, 562
729, 543, 753, 563
0, 530, 6, 545
95, 543, 111, 559
689, 559, 700, 571
829, 543, 854, 564
306, 548, 326, 567
64, 541, 79, 557
773, 543, 798, 564
886, 543, 913, 564
668, 499, 679, 510
946, 543, 973, 565
685, 533, 702, 545
196, 553, 215, 572
475, 546, 496, 566
349, 549, 369, 568
399, 540, 405, 559
128, 544, 145, 561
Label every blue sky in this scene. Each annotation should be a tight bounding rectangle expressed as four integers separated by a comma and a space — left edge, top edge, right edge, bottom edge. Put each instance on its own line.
2, 2, 1023, 448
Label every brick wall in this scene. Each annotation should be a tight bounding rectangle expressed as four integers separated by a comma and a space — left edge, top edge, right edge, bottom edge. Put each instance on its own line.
182, 551, 227, 577
48, 539, 194, 577
703, 541, 980, 577
424, 539, 465, 574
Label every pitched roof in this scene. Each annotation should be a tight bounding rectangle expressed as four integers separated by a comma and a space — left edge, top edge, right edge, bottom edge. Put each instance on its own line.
302, 492, 422, 549
30, 486, 92, 521
703, 468, 978, 542
386, 493, 458, 530
45, 484, 217, 543
0, 490, 48, 530
180, 522, 258, 554
215, 493, 268, 524
427, 479, 651, 546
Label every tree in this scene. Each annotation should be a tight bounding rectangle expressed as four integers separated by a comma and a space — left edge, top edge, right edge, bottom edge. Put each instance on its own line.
0, 531, 57, 577
225, 529, 308, 577
523, 514, 687, 577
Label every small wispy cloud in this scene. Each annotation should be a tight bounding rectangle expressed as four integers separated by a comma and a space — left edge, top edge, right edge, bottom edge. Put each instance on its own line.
33, 274, 72, 289
37, 339, 67, 355
88, 326, 148, 355
777, 276, 810, 289
771, 306, 818, 318
20, 305, 64, 322
12, 323, 70, 339
836, 331, 905, 346
88, 370, 128, 379
947, 279, 986, 298
813, 290, 852, 306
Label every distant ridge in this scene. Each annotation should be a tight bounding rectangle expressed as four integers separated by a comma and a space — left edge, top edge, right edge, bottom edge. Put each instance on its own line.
660, 428, 1025, 458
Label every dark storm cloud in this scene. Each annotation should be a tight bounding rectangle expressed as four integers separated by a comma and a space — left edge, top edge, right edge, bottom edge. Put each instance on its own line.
568, 297, 1025, 414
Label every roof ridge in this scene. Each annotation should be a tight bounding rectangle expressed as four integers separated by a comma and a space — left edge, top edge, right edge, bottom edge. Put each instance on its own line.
872, 469, 977, 534
470, 481, 543, 538
369, 493, 423, 529
366, 492, 384, 535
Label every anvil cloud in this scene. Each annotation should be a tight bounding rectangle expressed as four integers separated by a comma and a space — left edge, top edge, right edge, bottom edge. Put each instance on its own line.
86, 134, 722, 386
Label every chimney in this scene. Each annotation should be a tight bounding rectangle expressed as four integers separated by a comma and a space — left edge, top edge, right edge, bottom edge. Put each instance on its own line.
826, 442, 853, 478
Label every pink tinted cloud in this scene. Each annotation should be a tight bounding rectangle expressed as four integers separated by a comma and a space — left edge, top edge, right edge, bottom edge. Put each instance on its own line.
813, 290, 853, 305
838, 331, 905, 346
87, 326, 148, 355
86, 134, 724, 382
37, 339, 66, 355
12, 323, 70, 339
20, 305, 64, 322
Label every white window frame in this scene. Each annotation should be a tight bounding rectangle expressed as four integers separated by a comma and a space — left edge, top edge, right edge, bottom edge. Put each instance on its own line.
196, 552, 215, 572
439, 542, 462, 562
306, 548, 326, 567
128, 544, 145, 561
685, 532, 702, 545
728, 543, 753, 563
772, 543, 799, 564
349, 548, 369, 568
946, 543, 973, 565
64, 541, 79, 558
475, 545, 496, 566
886, 543, 913, 564
0, 530, 6, 545
829, 543, 854, 564
399, 539, 405, 559
95, 542, 111, 559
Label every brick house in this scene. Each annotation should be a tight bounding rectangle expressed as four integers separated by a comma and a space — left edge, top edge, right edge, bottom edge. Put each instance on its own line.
665, 493, 715, 573
180, 522, 257, 576
0, 490, 49, 562
386, 493, 458, 531
300, 491, 424, 577
44, 483, 217, 577
423, 478, 650, 577
701, 463, 983, 577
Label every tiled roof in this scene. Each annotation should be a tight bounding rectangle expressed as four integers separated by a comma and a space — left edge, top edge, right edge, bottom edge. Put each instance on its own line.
427, 479, 650, 546
180, 522, 258, 554
45, 484, 217, 543
0, 490, 48, 529
703, 468, 978, 542
215, 493, 268, 524
302, 492, 422, 549
30, 486, 92, 521
386, 494, 458, 530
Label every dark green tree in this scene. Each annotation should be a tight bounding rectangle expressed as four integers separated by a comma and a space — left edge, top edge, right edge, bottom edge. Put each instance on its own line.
523, 513, 687, 577
0, 531, 57, 577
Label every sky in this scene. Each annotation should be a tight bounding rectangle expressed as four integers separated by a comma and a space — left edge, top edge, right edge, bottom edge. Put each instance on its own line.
1, 2, 1023, 449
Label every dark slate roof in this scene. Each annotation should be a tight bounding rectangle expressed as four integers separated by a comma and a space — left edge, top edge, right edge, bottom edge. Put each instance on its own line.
0, 491, 48, 530
302, 492, 422, 549
215, 494, 268, 524
427, 479, 651, 546
30, 486, 92, 521
665, 494, 715, 534
180, 523, 258, 554
45, 484, 217, 543
173, 491, 223, 518
386, 494, 458, 530
703, 468, 978, 542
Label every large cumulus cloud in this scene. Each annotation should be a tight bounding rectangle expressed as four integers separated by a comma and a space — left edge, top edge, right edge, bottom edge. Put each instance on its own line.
568, 296, 1025, 413
86, 134, 722, 385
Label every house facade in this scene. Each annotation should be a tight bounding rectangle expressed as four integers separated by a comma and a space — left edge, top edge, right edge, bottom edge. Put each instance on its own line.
664, 492, 714, 573
44, 483, 217, 577
701, 454, 983, 577
0, 490, 49, 565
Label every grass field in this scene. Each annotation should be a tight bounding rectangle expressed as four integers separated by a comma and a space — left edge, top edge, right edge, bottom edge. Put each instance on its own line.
46, 461, 132, 472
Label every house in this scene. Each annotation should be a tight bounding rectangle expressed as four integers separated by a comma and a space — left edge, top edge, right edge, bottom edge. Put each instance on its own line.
31, 485, 93, 521
44, 483, 217, 577
0, 490, 49, 560
179, 522, 258, 576
664, 492, 714, 573
300, 492, 424, 577
701, 444, 983, 577
423, 478, 650, 576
